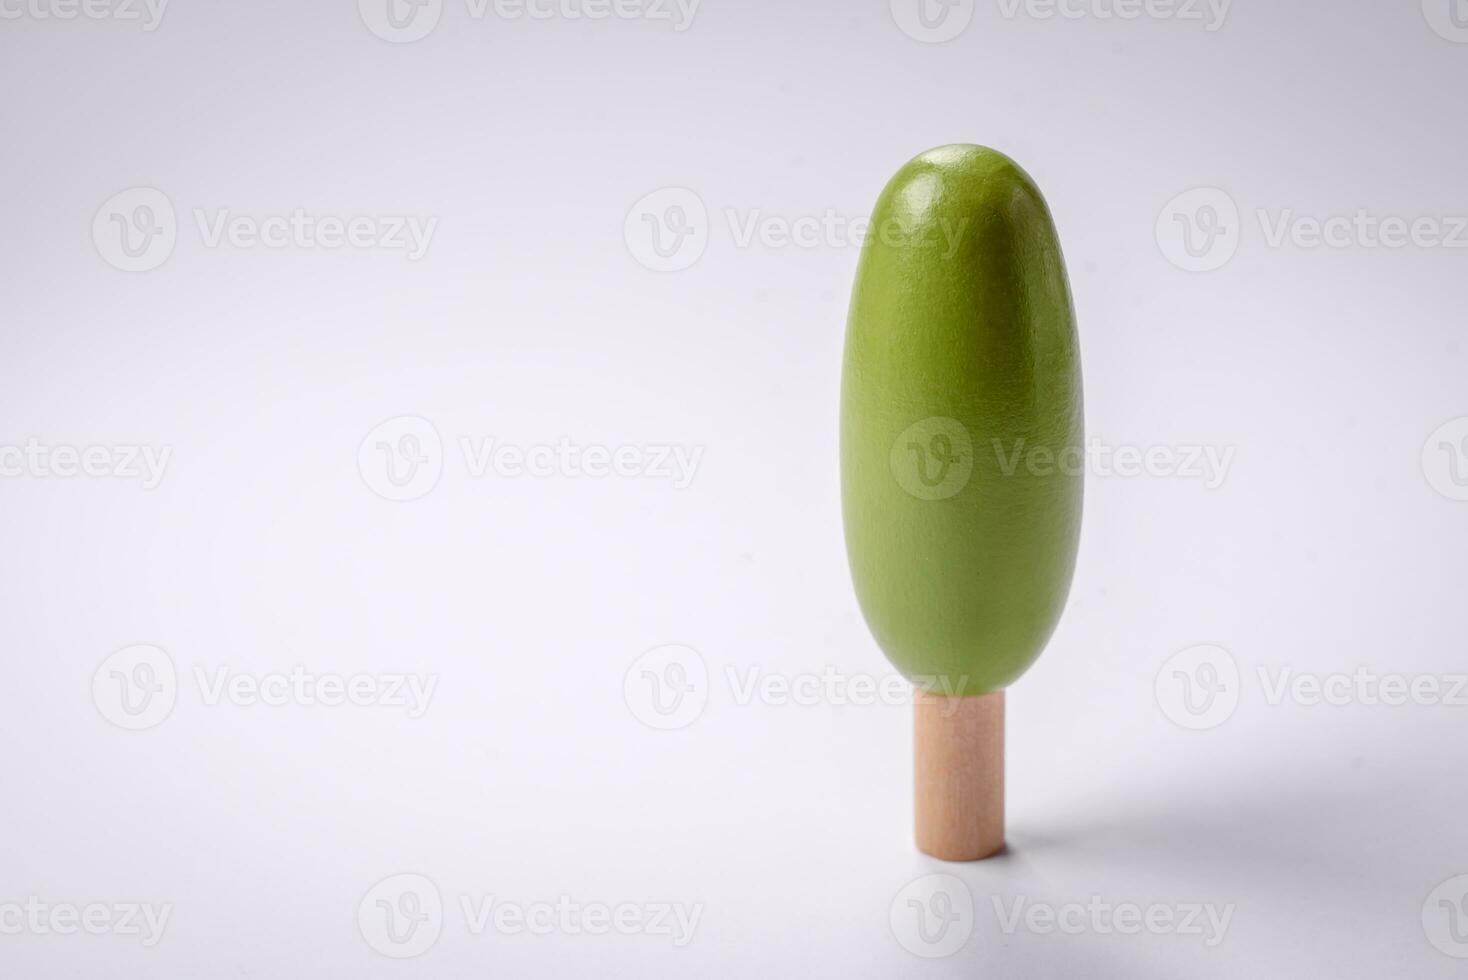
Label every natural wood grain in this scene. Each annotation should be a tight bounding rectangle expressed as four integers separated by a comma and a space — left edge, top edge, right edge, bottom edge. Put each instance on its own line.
914, 688, 1004, 861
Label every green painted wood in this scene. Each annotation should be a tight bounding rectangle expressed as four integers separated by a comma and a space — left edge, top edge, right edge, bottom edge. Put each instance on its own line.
841, 145, 1083, 696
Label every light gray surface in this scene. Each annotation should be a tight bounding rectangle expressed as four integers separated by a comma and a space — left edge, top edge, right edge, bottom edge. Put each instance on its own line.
3, 1, 1466, 975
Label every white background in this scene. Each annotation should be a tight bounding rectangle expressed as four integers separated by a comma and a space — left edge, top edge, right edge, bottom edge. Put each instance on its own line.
2, 0, 1467, 976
